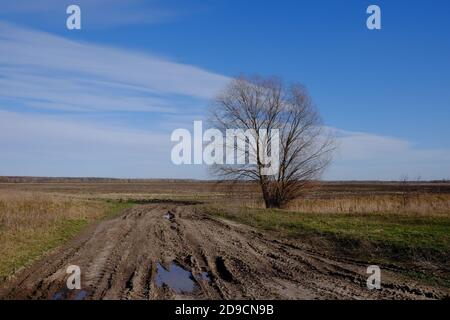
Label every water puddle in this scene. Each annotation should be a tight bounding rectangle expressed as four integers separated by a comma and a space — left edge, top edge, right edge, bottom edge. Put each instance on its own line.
200, 271, 212, 282
52, 291, 66, 300
155, 262, 200, 294
163, 212, 174, 220
74, 290, 89, 300
52, 289, 88, 300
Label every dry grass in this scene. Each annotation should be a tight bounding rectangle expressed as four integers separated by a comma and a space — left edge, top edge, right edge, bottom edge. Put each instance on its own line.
204, 188, 450, 287
1, 180, 449, 287
206, 202, 450, 287
220, 194, 450, 219
287, 194, 450, 216
0, 191, 128, 282
0, 191, 106, 231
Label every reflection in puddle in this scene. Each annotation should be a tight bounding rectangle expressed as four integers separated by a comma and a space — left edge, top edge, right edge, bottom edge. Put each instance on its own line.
52, 291, 66, 300
200, 271, 212, 282
74, 290, 88, 300
52, 289, 88, 300
163, 212, 174, 220
155, 262, 198, 293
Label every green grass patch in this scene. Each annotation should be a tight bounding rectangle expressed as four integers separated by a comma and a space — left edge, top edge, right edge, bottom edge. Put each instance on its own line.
207, 206, 450, 253
204, 205, 450, 287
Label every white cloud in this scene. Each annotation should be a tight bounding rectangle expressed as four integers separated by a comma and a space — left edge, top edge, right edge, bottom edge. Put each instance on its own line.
0, 109, 197, 178
0, 110, 166, 155
1, 109, 448, 179
0, 22, 228, 113
325, 129, 450, 180
0, 23, 448, 180
333, 129, 412, 161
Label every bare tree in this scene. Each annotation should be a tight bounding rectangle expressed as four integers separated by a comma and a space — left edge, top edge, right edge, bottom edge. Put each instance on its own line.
209, 75, 335, 208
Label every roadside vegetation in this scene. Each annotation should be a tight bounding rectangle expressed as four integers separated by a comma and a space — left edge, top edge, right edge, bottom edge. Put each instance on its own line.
1, 180, 449, 290
204, 192, 450, 288
0, 191, 130, 283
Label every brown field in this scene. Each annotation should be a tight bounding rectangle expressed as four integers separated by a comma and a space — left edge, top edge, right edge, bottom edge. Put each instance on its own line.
0, 178, 449, 299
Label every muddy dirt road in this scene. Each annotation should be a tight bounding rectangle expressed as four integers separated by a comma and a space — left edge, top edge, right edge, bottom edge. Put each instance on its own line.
0, 204, 445, 300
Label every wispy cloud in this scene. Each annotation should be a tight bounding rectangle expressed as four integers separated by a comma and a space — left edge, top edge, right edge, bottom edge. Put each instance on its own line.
0, 21, 222, 178
1, 108, 449, 179
0, 109, 197, 178
326, 129, 450, 180
0, 22, 448, 180
0, 22, 228, 113
0, 0, 180, 28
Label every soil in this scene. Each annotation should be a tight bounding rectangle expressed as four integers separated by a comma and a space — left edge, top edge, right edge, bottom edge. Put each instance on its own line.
0, 204, 446, 300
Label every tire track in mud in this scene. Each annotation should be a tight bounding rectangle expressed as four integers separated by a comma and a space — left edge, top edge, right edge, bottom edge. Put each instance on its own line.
0, 204, 446, 300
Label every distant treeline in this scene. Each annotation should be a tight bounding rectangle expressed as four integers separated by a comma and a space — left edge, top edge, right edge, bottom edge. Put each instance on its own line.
0, 176, 448, 184
0, 176, 205, 183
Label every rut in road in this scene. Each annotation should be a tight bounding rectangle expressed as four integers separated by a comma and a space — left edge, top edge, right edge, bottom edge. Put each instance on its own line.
0, 204, 445, 300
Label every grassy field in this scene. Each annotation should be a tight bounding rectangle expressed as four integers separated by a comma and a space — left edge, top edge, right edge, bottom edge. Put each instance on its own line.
0, 179, 449, 288
0, 191, 130, 282
204, 194, 450, 287
206, 206, 450, 256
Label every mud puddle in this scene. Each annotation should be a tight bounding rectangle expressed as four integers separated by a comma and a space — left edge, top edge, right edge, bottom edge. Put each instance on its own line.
52, 289, 89, 300
1, 204, 444, 300
163, 212, 175, 220
155, 262, 198, 293
200, 271, 212, 282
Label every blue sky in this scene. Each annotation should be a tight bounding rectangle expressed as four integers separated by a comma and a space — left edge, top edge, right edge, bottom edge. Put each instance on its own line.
0, 0, 449, 180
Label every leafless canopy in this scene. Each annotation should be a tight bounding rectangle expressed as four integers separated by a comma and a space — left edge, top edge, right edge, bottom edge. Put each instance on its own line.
209, 75, 335, 208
